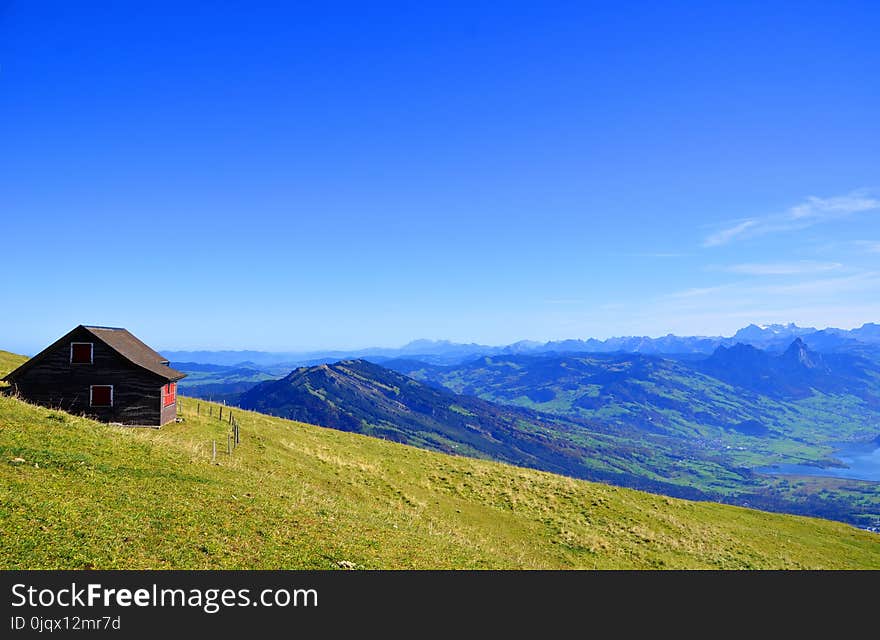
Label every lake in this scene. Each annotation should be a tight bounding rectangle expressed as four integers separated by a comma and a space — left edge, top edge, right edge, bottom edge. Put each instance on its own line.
760, 440, 880, 482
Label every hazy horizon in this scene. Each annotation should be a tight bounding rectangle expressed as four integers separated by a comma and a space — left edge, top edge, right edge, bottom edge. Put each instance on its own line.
3, 319, 866, 357
5, 319, 880, 358
157, 319, 879, 354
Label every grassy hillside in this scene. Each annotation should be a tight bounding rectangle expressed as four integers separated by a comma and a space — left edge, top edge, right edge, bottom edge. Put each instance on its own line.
0, 350, 27, 384
1, 391, 877, 568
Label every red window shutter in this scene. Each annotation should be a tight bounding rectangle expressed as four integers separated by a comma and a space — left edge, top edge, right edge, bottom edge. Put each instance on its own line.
163, 382, 176, 407
91, 386, 112, 406
71, 343, 93, 364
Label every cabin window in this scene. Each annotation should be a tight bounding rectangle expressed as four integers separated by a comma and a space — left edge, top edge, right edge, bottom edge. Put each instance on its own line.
70, 342, 94, 364
163, 382, 177, 407
90, 385, 113, 407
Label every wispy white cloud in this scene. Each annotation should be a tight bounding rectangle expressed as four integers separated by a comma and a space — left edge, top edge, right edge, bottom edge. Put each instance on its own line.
660, 271, 880, 315
703, 190, 880, 247
755, 271, 880, 295
664, 283, 741, 299
788, 193, 879, 220
619, 252, 691, 258
854, 240, 880, 253
723, 261, 843, 276
703, 220, 758, 247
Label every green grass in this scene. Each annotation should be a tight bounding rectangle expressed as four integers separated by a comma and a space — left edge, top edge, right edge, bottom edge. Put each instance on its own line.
1, 390, 878, 569
0, 350, 27, 384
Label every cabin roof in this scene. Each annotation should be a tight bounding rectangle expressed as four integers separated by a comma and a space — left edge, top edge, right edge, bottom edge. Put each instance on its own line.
3, 325, 186, 383
82, 326, 186, 381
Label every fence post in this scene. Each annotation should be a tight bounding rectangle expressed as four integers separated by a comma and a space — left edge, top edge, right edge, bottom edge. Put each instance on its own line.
197, 403, 200, 416
212, 440, 216, 463
227, 434, 232, 455
219, 406, 223, 422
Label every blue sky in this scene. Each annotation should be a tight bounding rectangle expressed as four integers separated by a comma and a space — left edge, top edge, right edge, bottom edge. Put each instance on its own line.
2, 1, 879, 353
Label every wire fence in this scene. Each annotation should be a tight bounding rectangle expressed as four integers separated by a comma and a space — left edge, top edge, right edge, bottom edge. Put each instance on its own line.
179, 398, 242, 463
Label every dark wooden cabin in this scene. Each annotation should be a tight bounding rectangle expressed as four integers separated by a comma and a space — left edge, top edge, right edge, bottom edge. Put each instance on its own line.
3, 325, 186, 427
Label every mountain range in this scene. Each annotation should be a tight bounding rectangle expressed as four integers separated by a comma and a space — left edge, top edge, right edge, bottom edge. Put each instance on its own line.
163, 322, 880, 369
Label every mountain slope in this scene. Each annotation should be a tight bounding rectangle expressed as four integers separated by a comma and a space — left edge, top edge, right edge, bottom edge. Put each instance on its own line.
1, 391, 877, 569
239, 359, 597, 472
237, 359, 724, 498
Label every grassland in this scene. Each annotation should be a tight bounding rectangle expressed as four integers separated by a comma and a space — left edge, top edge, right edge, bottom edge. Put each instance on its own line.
1, 389, 878, 569
0, 350, 27, 382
